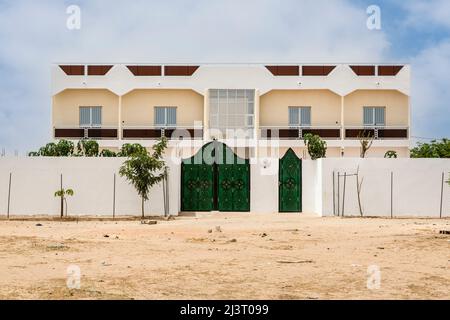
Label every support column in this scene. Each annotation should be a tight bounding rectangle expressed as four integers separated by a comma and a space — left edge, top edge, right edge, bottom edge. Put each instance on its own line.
340, 95, 345, 157
203, 89, 209, 141
254, 89, 260, 140
118, 95, 123, 141
253, 89, 261, 161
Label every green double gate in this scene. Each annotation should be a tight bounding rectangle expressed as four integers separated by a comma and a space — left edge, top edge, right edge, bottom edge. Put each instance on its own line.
279, 148, 302, 212
181, 142, 250, 212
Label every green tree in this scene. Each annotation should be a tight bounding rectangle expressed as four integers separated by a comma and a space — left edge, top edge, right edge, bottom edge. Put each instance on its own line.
384, 150, 398, 158
54, 188, 74, 218
77, 139, 99, 157
99, 149, 117, 157
38, 142, 58, 156
303, 133, 327, 160
29, 140, 74, 157
118, 143, 147, 157
119, 138, 168, 218
410, 139, 450, 158
56, 140, 75, 156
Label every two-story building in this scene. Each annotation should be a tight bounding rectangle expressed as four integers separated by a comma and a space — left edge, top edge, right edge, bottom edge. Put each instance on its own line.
51, 63, 410, 159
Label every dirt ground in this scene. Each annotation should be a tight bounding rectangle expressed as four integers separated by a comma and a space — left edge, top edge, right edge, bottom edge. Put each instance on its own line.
0, 213, 449, 300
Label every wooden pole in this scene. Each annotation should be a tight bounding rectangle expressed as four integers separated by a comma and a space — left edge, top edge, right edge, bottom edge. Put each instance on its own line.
113, 173, 116, 219
337, 172, 340, 217
342, 172, 347, 217
60, 174, 64, 219
7, 173, 12, 219
390, 172, 394, 219
332, 171, 336, 216
440, 172, 444, 219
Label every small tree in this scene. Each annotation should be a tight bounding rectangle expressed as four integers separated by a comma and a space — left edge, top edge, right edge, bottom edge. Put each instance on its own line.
77, 139, 99, 157
384, 150, 398, 158
118, 143, 147, 157
303, 133, 327, 160
358, 130, 374, 158
119, 138, 168, 218
99, 149, 117, 157
54, 188, 74, 218
410, 139, 450, 158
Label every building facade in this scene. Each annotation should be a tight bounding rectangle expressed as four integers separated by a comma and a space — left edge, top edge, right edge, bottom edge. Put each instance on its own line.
51, 63, 411, 160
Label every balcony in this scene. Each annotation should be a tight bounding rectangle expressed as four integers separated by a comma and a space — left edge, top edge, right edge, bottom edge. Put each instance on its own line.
344, 126, 409, 140
54, 127, 118, 140
260, 126, 341, 140
122, 126, 203, 140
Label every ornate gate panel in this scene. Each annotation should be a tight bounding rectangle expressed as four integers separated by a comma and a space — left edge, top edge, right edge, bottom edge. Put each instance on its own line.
181, 142, 250, 212
217, 144, 250, 212
279, 148, 302, 212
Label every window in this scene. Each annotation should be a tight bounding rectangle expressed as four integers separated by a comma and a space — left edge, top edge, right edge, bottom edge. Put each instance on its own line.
79, 107, 102, 127
154, 107, 177, 127
209, 89, 255, 135
289, 107, 311, 126
363, 107, 385, 126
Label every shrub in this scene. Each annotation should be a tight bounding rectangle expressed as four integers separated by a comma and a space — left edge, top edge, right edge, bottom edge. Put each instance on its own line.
384, 150, 398, 158
410, 139, 450, 158
303, 133, 327, 160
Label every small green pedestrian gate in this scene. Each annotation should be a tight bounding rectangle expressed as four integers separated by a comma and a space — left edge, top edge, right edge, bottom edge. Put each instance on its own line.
279, 148, 302, 212
181, 142, 250, 212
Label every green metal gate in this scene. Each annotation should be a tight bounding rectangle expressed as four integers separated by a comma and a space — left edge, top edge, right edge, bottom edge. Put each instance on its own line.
279, 148, 302, 212
181, 142, 250, 212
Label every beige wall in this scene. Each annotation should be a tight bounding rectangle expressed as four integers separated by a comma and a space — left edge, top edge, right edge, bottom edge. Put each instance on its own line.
343, 147, 410, 158
122, 89, 204, 127
259, 90, 341, 127
344, 90, 409, 126
259, 146, 342, 159
53, 89, 119, 127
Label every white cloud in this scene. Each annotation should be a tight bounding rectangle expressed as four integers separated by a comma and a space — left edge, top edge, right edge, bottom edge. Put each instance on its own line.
411, 39, 450, 140
401, 0, 450, 29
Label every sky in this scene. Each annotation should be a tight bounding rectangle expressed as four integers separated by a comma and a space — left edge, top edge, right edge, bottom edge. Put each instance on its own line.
0, 0, 449, 154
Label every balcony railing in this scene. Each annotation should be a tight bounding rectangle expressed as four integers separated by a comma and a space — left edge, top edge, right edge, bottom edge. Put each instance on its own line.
122, 126, 203, 140
260, 126, 341, 140
344, 126, 409, 140
54, 126, 118, 140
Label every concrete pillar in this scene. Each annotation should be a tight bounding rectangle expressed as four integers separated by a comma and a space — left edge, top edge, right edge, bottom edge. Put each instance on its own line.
340, 95, 345, 157
254, 89, 260, 140
203, 89, 209, 141
118, 95, 123, 140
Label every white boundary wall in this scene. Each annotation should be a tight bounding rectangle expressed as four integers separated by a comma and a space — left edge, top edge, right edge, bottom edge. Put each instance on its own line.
1, 157, 449, 218
0, 157, 180, 217
303, 158, 450, 218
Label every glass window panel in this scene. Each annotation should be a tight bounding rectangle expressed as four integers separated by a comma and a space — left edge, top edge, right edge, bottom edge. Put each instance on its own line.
300, 107, 311, 126
363, 107, 374, 125
79, 107, 90, 127
374, 107, 385, 126
289, 107, 300, 126
167, 107, 177, 126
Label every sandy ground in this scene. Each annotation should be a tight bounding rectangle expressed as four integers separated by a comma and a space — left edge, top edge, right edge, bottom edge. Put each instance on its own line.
0, 213, 449, 300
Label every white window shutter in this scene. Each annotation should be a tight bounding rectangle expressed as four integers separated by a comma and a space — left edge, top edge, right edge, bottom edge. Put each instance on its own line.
301, 107, 311, 126
289, 107, 299, 126
375, 107, 385, 126
91, 107, 102, 127
155, 107, 165, 126
79, 107, 90, 127
167, 107, 177, 126
363, 107, 374, 126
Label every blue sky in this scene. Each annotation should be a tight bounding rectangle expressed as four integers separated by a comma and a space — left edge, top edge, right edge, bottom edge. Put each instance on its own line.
0, 0, 449, 154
